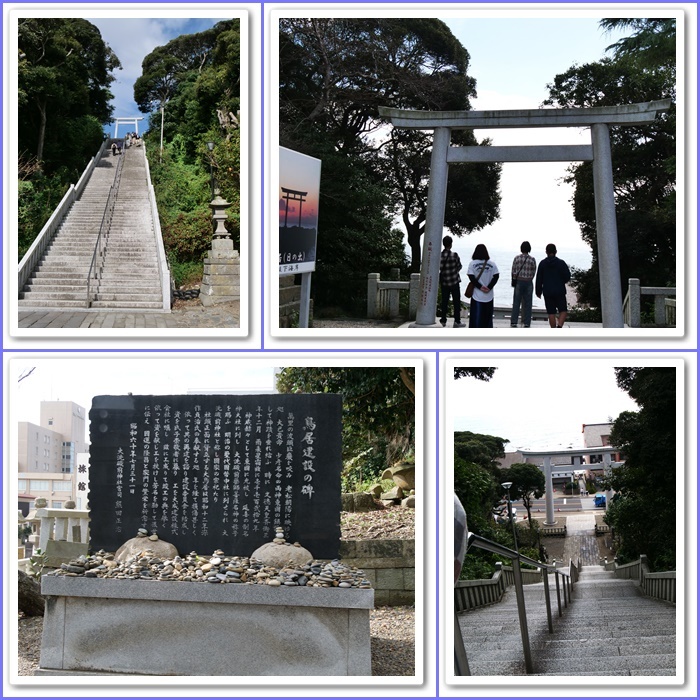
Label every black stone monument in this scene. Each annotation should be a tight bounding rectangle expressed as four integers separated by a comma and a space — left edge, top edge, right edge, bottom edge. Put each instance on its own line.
88, 394, 342, 559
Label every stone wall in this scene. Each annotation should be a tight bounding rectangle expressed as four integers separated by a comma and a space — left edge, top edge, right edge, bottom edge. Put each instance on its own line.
339, 539, 414, 606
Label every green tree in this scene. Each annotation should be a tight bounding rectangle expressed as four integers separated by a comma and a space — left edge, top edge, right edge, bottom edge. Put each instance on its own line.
606, 367, 676, 570
279, 18, 501, 299
502, 463, 545, 529
276, 367, 415, 490
136, 20, 241, 281
18, 18, 120, 170
454, 367, 496, 381
544, 18, 676, 309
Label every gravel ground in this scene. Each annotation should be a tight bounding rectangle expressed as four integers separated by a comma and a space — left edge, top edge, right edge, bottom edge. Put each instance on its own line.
17, 509, 415, 677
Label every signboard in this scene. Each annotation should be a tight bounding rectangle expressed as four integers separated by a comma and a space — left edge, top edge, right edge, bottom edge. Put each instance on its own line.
88, 394, 343, 559
279, 146, 321, 275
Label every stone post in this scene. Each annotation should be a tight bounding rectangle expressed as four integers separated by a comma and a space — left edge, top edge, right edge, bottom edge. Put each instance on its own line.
367, 273, 379, 318
591, 123, 624, 328
412, 126, 451, 327
389, 268, 400, 318
627, 278, 641, 327
200, 194, 240, 307
544, 456, 555, 525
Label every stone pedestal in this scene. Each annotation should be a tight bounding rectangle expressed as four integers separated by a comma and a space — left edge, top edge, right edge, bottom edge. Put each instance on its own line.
200, 238, 240, 307
38, 577, 373, 676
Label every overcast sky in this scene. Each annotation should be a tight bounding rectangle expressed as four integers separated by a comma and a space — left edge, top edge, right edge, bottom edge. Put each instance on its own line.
13, 359, 278, 441
450, 360, 643, 452
440, 15, 630, 262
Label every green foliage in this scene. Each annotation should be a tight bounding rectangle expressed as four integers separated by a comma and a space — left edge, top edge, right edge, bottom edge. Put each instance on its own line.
169, 258, 203, 288
279, 18, 500, 296
276, 367, 415, 489
453, 368, 496, 381
544, 19, 676, 308
17, 18, 120, 257
502, 463, 546, 528
28, 548, 48, 580
454, 431, 508, 475
137, 20, 241, 274
605, 367, 676, 570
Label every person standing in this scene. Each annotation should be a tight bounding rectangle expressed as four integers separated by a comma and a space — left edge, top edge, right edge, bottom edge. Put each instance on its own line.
439, 235, 465, 328
535, 243, 571, 328
467, 244, 499, 328
510, 241, 537, 328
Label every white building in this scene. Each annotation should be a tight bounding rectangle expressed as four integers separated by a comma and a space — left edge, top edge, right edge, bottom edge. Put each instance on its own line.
18, 401, 89, 514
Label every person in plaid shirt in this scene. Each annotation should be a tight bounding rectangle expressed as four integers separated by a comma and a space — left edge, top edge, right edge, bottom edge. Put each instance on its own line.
510, 241, 537, 328
439, 236, 466, 327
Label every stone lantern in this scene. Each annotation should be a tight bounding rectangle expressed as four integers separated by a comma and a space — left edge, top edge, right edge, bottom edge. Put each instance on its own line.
200, 190, 240, 307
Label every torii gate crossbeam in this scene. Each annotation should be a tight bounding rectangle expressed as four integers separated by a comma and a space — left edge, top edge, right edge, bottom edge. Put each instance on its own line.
379, 99, 672, 329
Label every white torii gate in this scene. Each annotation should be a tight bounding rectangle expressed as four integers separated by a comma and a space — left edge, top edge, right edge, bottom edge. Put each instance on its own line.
519, 447, 621, 525
113, 116, 144, 138
379, 99, 672, 328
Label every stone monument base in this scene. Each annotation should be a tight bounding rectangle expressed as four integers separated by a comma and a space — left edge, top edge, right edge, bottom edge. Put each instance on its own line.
200, 239, 240, 307
38, 577, 373, 676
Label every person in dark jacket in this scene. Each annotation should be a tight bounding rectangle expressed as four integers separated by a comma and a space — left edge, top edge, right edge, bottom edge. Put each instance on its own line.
535, 243, 571, 328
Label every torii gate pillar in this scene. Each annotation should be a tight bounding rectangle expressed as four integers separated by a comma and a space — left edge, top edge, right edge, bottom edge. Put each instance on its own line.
379, 100, 671, 329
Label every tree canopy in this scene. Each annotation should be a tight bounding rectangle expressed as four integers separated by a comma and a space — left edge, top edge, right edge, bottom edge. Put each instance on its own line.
275, 367, 415, 490
279, 18, 501, 310
502, 462, 545, 529
17, 18, 121, 259
454, 367, 496, 381
544, 18, 676, 310
135, 20, 241, 285
606, 366, 676, 570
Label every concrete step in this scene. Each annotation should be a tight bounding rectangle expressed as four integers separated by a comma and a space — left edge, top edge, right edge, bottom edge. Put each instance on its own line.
90, 300, 164, 309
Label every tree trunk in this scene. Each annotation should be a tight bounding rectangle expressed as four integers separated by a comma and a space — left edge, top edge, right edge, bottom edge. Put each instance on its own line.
35, 99, 47, 166
407, 224, 423, 273
18, 570, 45, 617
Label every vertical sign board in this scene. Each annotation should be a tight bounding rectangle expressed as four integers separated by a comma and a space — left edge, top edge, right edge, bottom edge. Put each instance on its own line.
279, 146, 321, 276
88, 394, 342, 559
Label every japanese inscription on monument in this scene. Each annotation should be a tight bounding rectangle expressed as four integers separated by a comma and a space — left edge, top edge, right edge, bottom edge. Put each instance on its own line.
88, 394, 342, 558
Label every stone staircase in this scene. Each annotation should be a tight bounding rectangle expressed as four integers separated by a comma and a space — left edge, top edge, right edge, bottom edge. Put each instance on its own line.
18, 145, 166, 311
457, 565, 676, 676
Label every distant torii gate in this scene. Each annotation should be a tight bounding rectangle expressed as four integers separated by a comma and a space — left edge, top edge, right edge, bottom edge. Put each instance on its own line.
519, 447, 621, 526
379, 99, 672, 328
113, 117, 144, 138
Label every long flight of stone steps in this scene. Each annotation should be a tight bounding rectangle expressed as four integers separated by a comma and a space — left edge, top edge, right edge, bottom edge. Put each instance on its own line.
457, 565, 676, 676
18, 144, 165, 311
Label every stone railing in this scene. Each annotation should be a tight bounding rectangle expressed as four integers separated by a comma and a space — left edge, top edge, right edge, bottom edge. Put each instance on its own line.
25, 507, 89, 554
623, 278, 676, 327
339, 539, 413, 605
142, 140, 172, 310
609, 554, 675, 604
367, 270, 420, 320
18, 140, 108, 294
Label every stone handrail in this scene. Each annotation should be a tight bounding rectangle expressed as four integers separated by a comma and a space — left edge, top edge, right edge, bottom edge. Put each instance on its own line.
623, 278, 676, 327
18, 140, 108, 294
142, 140, 172, 310
367, 271, 420, 320
455, 532, 576, 675
609, 554, 675, 604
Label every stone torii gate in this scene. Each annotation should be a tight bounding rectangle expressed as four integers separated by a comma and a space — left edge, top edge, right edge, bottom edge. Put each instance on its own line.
379, 100, 672, 328
113, 116, 144, 138
519, 447, 621, 525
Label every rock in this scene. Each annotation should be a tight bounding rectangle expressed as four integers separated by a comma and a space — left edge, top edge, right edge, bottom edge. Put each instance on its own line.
341, 493, 355, 512
366, 484, 383, 498
352, 492, 378, 512
250, 542, 313, 568
148, 534, 159, 541
402, 495, 416, 508
34, 498, 48, 508
114, 536, 178, 563
380, 486, 404, 501
64, 500, 76, 509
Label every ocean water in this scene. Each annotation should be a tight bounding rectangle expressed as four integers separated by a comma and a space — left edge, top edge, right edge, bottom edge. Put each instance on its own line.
447, 240, 593, 309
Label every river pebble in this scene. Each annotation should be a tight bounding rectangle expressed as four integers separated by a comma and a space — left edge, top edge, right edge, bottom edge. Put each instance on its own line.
48, 549, 373, 590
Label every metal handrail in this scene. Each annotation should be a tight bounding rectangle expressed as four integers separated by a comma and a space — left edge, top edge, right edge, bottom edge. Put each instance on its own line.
456, 531, 579, 675
86, 146, 125, 307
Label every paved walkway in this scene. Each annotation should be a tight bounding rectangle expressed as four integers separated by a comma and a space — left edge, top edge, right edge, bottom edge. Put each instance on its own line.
17, 301, 240, 329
